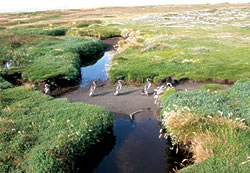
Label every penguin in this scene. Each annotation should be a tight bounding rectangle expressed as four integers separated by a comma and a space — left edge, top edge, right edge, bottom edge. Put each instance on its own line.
89, 81, 97, 97
44, 84, 50, 94
114, 80, 123, 96
141, 78, 152, 96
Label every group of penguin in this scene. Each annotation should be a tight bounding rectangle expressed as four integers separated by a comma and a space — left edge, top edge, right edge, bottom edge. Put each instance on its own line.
4, 59, 172, 97
89, 78, 151, 97
44, 78, 173, 96
88, 78, 173, 97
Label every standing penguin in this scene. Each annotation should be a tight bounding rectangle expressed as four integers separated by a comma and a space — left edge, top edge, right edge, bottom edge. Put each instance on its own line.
141, 78, 152, 96
165, 77, 173, 88
44, 84, 50, 94
89, 81, 97, 97
114, 80, 123, 96
4, 60, 12, 69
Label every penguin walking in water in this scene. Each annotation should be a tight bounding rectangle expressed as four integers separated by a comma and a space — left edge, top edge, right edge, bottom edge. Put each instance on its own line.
89, 81, 97, 97
141, 78, 152, 96
114, 80, 123, 96
4, 60, 12, 69
44, 84, 50, 94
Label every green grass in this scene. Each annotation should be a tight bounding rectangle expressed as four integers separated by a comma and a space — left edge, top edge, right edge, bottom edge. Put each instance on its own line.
0, 86, 113, 172
8, 27, 68, 36
160, 79, 250, 172
0, 33, 104, 83
22, 36, 105, 81
68, 25, 121, 39
201, 83, 225, 91
0, 76, 13, 90
162, 80, 250, 121
108, 9, 250, 83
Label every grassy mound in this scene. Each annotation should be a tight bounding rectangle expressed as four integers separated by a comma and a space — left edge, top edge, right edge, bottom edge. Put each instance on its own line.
0, 86, 113, 172
67, 25, 121, 39
22, 36, 104, 81
160, 80, 250, 172
0, 76, 13, 90
0, 33, 104, 83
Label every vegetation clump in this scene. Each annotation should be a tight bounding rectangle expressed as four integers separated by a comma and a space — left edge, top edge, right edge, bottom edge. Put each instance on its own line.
0, 76, 13, 90
0, 86, 113, 172
160, 80, 250, 172
68, 25, 121, 39
22, 36, 104, 82
0, 33, 104, 83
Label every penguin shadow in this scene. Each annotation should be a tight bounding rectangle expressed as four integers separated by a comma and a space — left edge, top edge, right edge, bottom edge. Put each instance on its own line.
94, 90, 113, 96
118, 88, 141, 96
141, 91, 155, 96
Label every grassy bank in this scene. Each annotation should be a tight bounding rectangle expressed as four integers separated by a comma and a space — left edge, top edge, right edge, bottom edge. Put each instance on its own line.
0, 76, 13, 90
0, 32, 104, 84
0, 86, 113, 172
108, 7, 250, 83
160, 80, 250, 172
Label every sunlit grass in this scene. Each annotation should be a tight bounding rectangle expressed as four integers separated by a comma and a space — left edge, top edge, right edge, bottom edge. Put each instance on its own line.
160, 80, 250, 172
0, 86, 113, 172
109, 23, 250, 82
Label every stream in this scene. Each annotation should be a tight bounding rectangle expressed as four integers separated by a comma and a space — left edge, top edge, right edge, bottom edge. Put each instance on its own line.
59, 38, 183, 173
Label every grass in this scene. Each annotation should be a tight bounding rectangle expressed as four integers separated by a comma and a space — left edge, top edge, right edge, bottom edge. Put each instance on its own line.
108, 7, 250, 83
201, 83, 225, 91
0, 76, 13, 90
8, 27, 68, 36
0, 4, 249, 172
67, 25, 121, 39
22, 36, 104, 82
109, 25, 250, 83
0, 33, 104, 83
160, 79, 250, 172
0, 86, 113, 172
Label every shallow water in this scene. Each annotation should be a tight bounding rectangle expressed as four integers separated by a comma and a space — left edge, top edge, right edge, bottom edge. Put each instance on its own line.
93, 119, 167, 173
77, 49, 171, 173
80, 52, 114, 87
64, 41, 180, 173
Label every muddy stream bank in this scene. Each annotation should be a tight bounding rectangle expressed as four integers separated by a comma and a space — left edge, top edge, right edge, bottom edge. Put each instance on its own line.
58, 37, 232, 172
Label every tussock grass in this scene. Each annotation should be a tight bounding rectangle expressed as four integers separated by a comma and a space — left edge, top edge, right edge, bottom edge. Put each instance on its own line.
0, 86, 113, 172
161, 80, 250, 172
162, 110, 249, 173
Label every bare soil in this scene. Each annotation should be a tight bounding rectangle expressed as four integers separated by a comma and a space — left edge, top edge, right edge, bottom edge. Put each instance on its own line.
58, 79, 232, 120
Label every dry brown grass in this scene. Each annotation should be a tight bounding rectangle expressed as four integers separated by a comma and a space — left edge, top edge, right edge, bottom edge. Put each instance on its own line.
0, 3, 249, 28
162, 108, 248, 163
115, 29, 143, 54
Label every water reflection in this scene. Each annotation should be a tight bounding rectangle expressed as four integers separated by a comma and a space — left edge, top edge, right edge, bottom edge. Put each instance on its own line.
93, 119, 167, 173
80, 52, 114, 88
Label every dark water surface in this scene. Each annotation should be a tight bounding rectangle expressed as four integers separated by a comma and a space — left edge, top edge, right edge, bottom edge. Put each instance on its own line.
64, 40, 180, 173
93, 119, 167, 173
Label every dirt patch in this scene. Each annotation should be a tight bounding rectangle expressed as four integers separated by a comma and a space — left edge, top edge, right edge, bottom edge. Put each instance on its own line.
59, 81, 159, 121
58, 79, 232, 120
